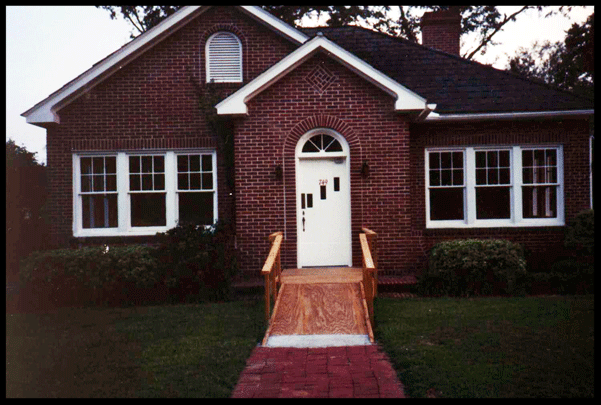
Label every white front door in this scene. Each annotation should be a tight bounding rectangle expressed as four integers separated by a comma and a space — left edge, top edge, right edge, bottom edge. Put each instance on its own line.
297, 157, 351, 267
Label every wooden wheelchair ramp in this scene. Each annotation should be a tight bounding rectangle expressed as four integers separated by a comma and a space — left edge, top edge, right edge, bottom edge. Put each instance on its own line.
262, 268, 375, 347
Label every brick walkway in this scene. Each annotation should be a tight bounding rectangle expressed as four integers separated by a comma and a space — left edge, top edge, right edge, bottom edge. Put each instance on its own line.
231, 345, 406, 398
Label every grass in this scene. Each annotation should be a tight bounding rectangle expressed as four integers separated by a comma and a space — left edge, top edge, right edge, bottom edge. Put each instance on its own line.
6, 299, 265, 398
374, 295, 594, 398
7, 294, 594, 398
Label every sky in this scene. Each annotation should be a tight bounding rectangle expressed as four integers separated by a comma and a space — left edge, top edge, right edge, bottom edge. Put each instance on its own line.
6, 6, 594, 165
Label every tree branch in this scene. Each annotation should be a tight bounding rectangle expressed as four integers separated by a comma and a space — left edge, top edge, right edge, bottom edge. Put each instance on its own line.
465, 6, 529, 60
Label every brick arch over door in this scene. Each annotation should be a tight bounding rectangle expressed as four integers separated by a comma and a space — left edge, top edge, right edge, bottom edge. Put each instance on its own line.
280, 115, 366, 268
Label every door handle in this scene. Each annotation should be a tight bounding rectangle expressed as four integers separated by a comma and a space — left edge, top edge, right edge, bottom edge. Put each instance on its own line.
302, 216, 305, 232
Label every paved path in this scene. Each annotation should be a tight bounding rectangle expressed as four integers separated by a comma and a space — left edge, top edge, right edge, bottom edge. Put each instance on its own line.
231, 344, 406, 398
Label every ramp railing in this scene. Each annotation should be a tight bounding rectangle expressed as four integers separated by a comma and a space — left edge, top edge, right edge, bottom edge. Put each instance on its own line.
261, 232, 283, 324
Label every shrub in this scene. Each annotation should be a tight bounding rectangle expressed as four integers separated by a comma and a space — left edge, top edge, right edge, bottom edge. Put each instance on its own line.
154, 220, 237, 302
18, 244, 163, 308
20, 245, 160, 288
564, 209, 594, 255
420, 239, 527, 296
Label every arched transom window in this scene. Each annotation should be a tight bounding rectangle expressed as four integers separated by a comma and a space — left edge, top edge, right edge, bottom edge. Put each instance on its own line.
301, 133, 343, 153
205, 31, 242, 83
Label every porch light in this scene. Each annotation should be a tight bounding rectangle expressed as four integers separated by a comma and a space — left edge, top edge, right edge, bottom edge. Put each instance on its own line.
361, 161, 370, 179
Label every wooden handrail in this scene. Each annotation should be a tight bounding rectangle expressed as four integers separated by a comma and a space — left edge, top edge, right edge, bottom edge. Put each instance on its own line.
360, 232, 376, 330
361, 227, 378, 297
261, 232, 283, 324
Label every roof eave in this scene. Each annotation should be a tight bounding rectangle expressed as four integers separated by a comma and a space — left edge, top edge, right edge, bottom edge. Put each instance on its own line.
22, 6, 310, 126
424, 109, 594, 122
216, 35, 429, 116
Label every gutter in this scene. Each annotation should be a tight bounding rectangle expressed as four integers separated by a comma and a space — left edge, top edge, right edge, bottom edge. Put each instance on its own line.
424, 109, 594, 122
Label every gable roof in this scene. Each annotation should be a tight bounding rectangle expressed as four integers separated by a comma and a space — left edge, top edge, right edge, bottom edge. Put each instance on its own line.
216, 33, 432, 115
21, 6, 309, 126
301, 26, 593, 116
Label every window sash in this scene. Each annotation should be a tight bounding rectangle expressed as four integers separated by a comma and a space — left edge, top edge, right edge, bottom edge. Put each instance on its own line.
426, 146, 563, 228
74, 150, 217, 236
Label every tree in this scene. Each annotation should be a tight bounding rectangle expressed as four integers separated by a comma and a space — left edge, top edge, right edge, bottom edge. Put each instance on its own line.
6, 139, 50, 280
97, 6, 583, 61
508, 13, 594, 99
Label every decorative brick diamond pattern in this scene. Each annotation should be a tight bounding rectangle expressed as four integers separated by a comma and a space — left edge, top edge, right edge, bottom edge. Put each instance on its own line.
305, 64, 337, 94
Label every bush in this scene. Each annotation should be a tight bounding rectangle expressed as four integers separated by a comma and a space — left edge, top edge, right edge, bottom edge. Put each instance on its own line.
18, 244, 163, 308
20, 245, 160, 288
154, 221, 237, 302
419, 239, 527, 297
564, 209, 594, 255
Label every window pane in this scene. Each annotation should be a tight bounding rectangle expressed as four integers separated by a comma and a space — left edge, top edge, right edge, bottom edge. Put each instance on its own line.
130, 174, 140, 191
202, 173, 213, 190
81, 157, 92, 175
523, 186, 557, 218
430, 188, 464, 220
130, 156, 140, 173
142, 156, 153, 173
142, 174, 153, 190
326, 139, 343, 152
105, 157, 116, 174
476, 187, 511, 219
452, 152, 463, 169
81, 175, 91, 192
178, 173, 189, 190
202, 155, 212, 171
178, 155, 189, 172
441, 170, 452, 186
130, 193, 166, 227
93, 175, 105, 192
82, 194, 118, 228
154, 174, 165, 190
190, 155, 201, 172
429, 153, 440, 169
429, 171, 440, 186
178, 192, 214, 226
190, 173, 201, 190
93, 157, 104, 174
154, 156, 164, 173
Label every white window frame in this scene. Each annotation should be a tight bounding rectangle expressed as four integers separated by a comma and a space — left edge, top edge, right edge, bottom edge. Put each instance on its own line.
205, 31, 243, 83
425, 145, 564, 229
73, 150, 218, 237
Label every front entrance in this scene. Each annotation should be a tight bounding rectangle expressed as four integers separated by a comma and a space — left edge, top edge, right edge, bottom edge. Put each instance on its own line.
296, 129, 351, 267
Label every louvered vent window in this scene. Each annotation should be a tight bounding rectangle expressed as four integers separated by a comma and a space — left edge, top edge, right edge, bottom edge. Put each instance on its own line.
206, 32, 242, 83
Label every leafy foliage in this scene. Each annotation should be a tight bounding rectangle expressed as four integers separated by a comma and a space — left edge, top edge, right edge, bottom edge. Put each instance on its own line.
19, 245, 161, 289
6, 139, 50, 279
96, 6, 586, 61
564, 209, 594, 255
154, 221, 237, 302
420, 239, 527, 296
508, 13, 594, 99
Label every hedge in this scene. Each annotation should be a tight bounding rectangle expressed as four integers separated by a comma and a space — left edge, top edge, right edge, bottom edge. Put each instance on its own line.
419, 239, 527, 297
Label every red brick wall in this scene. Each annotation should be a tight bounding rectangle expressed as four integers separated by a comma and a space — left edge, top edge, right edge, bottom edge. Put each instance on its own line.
45, 6, 297, 247
409, 119, 592, 273
233, 53, 415, 277
421, 9, 461, 56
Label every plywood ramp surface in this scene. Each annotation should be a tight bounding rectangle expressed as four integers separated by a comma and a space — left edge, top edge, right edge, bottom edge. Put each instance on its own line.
280, 267, 363, 284
268, 282, 368, 336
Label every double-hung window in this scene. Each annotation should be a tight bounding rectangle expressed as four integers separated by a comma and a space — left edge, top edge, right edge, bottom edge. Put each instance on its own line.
74, 150, 217, 236
426, 146, 563, 228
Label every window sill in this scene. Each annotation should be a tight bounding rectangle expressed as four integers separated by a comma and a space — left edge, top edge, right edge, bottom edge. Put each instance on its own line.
426, 219, 565, 229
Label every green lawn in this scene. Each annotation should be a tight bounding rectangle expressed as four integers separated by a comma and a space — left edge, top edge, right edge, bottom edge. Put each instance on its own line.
374, 295, 594, 398
7, 295, 594, 398
6, 300, 265, 398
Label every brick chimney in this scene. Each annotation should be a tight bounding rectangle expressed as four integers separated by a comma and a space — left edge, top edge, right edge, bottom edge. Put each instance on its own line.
420, 7, 461, 56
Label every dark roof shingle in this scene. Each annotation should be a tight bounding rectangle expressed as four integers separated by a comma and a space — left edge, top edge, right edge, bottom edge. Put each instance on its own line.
301, 26, 593, 114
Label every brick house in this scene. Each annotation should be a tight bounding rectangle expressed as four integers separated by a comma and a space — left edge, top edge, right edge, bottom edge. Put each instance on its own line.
22, 6, 593, 280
